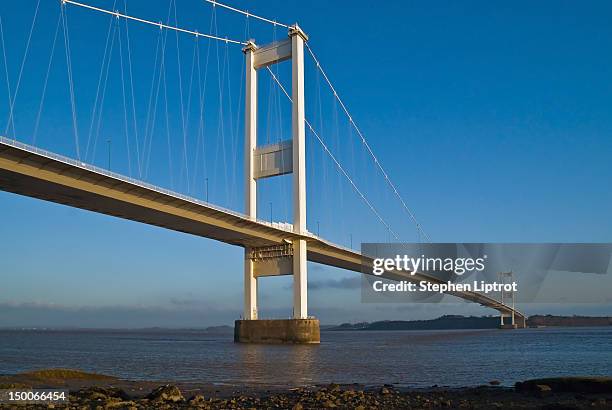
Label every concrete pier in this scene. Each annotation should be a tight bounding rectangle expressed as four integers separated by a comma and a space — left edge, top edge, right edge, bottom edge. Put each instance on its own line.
234, 319, 320, 344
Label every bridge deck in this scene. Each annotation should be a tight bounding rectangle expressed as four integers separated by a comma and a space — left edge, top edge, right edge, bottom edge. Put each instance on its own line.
0, 137, 524, 322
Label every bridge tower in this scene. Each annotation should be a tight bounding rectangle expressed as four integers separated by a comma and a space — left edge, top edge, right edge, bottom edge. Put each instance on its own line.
498, 271, 524, 329
234, 24, 320, 343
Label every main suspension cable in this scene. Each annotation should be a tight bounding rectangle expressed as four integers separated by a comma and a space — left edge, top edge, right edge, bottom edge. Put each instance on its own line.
62, 0, 246, 45
204, 0, 289, 28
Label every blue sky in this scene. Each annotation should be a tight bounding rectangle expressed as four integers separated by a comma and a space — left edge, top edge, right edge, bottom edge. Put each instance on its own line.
1, 0, 611, 327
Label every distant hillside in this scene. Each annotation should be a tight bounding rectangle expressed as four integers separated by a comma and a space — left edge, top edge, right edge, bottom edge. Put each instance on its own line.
527, 315, 612, 327
326, 314, 612, 331
327, 315, 500, 331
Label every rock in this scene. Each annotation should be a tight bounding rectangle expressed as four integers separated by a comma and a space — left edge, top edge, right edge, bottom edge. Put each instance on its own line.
0, 383, 32, 389
189, 394, 206, 405
516, 377, 612, 394
323, 399, 336, 408
76, 387, 130, 401
329, 383, 340, 392
532, 384, 553, 398
87, 391, 109, 401
380, 387, 391, 395
146, 384, 185, 403
105, 400, 136, 408
489, 380, 501, 386
536, 384, 552, 393
292, 403, 304, 410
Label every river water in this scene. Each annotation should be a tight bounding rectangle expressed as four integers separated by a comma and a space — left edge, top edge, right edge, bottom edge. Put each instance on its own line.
1, 327, 610, 387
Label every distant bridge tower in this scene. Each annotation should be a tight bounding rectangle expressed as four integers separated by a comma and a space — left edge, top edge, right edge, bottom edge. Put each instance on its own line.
236, 24, 319, 343
498, 271, 523, 329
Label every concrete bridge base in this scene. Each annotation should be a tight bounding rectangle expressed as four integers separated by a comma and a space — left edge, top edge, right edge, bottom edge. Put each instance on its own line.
499, 323, 519, 329
234, 319, 320, 344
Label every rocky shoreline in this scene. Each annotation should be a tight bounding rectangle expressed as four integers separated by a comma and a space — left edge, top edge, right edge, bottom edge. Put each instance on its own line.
0, 371, 611, 409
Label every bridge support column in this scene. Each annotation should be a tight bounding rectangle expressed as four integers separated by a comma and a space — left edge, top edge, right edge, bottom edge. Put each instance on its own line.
291, 25, 309, 320
243, 248, 257, 320
293, 239, 307, 318
242, 40, 258, 321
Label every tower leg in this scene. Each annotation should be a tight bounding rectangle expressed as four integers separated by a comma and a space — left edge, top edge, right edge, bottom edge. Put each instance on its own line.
244, 248, 257, 320
242, 42, 257, 321
293, 239, 307, 318
290, 26, 308, 320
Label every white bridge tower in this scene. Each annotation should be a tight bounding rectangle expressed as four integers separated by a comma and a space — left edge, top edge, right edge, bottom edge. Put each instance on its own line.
237, 24, 318, 343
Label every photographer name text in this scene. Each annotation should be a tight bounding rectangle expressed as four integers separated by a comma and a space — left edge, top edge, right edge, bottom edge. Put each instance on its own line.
371, 280, 517, 294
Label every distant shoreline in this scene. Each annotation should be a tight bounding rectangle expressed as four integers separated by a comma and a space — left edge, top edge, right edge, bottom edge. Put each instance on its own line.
326, 314, 612, 331
1, 315, 610, 332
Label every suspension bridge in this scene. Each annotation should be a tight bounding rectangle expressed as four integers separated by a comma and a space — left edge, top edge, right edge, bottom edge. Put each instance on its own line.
0, 0, 525, 343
